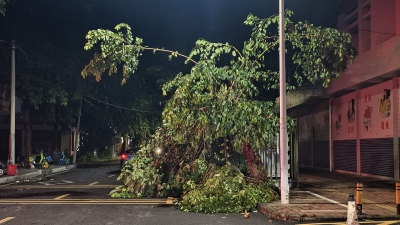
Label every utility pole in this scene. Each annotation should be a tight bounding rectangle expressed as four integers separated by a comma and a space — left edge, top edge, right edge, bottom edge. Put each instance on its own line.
9, 40, 16, 165
73, 98, 82, 164
279, 0, 289, 204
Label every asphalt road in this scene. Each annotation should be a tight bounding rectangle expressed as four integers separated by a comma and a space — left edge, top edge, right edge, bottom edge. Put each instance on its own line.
0, 161, 298, 225
1, 163, 397, 225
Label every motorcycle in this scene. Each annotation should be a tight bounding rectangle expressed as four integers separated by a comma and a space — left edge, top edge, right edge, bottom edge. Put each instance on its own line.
0, 161, 5, 177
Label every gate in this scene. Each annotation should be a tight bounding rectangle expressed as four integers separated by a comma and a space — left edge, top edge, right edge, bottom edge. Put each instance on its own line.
258, 132, 296, 186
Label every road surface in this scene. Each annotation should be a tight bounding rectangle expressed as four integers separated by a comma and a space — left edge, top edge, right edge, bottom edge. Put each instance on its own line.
0, 161, 298, 225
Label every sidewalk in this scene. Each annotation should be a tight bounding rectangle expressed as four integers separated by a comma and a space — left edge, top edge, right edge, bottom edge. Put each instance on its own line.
0, 164, 77, 185
258, 169, 400, 222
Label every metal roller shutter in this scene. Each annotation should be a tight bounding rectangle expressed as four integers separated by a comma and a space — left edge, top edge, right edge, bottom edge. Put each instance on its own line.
333, 140, 357, 172
360, 138, 394, 178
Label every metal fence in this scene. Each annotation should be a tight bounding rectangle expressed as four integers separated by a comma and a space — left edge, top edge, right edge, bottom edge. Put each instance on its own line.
258, 132, 296, 186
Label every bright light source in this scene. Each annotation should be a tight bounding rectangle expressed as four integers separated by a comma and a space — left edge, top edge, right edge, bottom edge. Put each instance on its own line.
156, 147, 162, 154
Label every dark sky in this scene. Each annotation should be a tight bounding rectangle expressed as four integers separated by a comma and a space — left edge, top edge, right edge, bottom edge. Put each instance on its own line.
1, 0, 339, 54
81, 0, 339, 51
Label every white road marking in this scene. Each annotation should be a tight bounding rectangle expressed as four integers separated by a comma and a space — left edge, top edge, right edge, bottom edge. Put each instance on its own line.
304, 191, 367, 213
300, 210, 347, 212
305, 191, 348, 208
38, 180, 74, 185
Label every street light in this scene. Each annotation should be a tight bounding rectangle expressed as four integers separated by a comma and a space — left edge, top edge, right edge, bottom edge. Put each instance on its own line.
279, 0, 289, 204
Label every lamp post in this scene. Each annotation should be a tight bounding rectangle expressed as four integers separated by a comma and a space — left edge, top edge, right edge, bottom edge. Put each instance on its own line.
279, 0, 289, 204
10, 40, 16, 165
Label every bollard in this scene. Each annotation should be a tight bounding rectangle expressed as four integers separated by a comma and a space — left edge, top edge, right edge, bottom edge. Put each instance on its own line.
356, 183, 363, 215
346, 193, 359, 225
396, 183, 400, 214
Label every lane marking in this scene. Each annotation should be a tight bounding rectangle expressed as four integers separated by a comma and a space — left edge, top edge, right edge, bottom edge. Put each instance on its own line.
88, 182, 99, 185
305, 191, 368, 213
0, 183, 13, 187
299, 221, 400, 225
0, 198, 176, 205
0, 217, 15, 224
42, 169, 77, 178
305, 191, 348, 208
54, 194, 70, 200
334, 191, 396, 212
0, 170, 76, 188
300, 210, 347, 212
0, 202, 170, 205
108, 175, 116, 177
1, 198, 172, 202
38, 180, 74, 186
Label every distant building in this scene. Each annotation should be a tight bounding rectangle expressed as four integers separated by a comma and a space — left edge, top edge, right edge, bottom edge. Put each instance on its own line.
284, 0, 400, 180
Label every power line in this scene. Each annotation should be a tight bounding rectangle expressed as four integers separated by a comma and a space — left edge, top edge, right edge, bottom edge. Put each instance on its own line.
83, 97, 110, 115
0, 39, 28, 58
84, 95, 152, 113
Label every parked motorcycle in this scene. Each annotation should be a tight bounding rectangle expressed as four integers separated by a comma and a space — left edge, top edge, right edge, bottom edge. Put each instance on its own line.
0, 161, 5, 176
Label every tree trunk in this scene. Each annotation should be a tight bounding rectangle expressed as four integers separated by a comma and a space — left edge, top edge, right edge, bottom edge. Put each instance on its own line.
242, 141, 268, 181
52, 104, 59, 155
52, 123, 59, 155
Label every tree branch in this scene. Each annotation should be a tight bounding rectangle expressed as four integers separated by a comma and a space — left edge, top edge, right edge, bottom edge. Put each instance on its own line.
143, 47, 198, 64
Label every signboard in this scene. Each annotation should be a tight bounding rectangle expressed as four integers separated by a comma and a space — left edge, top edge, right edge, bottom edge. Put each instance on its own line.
332, 92, 357, 140
359, 80, 393, 139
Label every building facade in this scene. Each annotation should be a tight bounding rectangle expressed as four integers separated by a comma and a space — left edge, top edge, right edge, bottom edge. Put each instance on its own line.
286, 0, 400, 180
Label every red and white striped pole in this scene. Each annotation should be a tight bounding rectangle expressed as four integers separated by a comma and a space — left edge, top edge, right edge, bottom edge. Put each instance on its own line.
279, 0, 289, 204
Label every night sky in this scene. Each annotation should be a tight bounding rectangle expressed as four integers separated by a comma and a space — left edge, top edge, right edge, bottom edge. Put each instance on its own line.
0, 0, 340, 151
1, 0, 339, 56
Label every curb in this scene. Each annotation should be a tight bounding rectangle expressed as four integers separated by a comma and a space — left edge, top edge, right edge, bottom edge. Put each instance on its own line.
0, 164, 77, 185
257, 204, 400, 222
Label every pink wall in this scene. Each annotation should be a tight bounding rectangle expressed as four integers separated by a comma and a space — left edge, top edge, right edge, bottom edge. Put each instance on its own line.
332, 92, 357, 140
327, 36, 400, 95
371, 0, 397, 47
397, 0, 400, 35
359, 80, 394, 139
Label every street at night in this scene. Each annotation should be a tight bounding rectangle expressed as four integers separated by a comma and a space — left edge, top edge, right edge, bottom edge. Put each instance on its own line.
0, 162, 295, 225
1, 0, 400, 224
